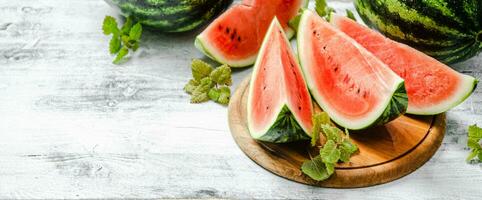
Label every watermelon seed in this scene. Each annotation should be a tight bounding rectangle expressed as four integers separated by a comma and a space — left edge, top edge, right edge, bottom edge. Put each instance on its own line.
226, 27, 230, 34
298, 106, 301, 110
357, 88, 361, 94
266, 106, 269, 110
263, 86, 266, 90
218, 25, 223, 30
334, 67, 338, 72
237, 36, 241, 42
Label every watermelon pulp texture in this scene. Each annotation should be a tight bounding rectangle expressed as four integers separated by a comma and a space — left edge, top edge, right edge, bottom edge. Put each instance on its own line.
247, 18, 313, 143
105, 0, 232, 32
195, 0, 307, 67
297, 11, 407, 130
355, 0, 482, 64
331, 15, 478, 115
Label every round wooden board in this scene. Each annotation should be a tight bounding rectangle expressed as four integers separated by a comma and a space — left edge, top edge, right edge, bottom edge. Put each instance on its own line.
228, 76, 446, 188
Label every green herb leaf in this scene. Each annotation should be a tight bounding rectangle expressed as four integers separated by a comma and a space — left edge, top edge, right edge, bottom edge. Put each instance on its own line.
325, 162, 335, 175
190, 77, 214, 103
191, 59, 213, 80
311, 112, 331, 146
315, 0, 335, 19
191, 92, 210, 103
109, 36, 121, 54
346, 9, 356, 21
113, 47, 128, 64
121, 16, 133, 35
208, 88, 221, 102
301, 156, 332, 181
103, 16, 119, 35
319, 140, 341, 164
321, 124, 342, 143
210, 64, 232, 85
103, 15, 143, 64
129, 22, 143, 41
184, 79, 200, 94
218, 86, 231, 105
467, 124, 482, 162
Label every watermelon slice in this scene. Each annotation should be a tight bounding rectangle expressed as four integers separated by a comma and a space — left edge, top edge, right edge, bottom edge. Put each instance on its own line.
195, 0, 307, 67
247, 18, 313, 143
331, 15, 478, 115
297, 11, 407, 130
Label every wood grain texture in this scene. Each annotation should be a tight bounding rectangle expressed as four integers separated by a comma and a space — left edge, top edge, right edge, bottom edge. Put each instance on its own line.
228, 76, 446, 188
0, 0, 481, 199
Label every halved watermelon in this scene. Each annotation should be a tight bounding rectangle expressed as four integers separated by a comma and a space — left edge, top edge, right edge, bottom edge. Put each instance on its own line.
195, 0, 307, 67
331, 15, 478, 115
247, 18, 313, 143
297, 11, 407, 130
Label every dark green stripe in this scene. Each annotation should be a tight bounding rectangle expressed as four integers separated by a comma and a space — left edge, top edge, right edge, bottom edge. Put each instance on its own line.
439, 42, 481, 64
444, 0, 478, 32
364, 0, 470, 42
397, 0, 473, 33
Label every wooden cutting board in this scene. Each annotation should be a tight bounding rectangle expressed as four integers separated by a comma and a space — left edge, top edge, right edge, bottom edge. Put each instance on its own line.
228, 76, 446, 188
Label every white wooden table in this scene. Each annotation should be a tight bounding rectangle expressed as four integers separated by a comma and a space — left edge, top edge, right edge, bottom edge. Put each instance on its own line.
0, 0, 481, 199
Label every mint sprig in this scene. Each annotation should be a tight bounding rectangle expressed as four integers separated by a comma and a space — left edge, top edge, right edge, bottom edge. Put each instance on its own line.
302, 112, 358, 181
103, 16, 142, 64
184, 59, 232, 105
315, 0, 335, 20
467, 124, 482, 162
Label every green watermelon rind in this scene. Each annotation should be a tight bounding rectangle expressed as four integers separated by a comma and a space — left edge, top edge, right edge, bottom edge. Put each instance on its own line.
254, 105, 310, 143
106, 0, 231, 32
297, 10, 407, 130
194, 0, 308, 68
247, 19, 311, 143
354, 0, 482, 64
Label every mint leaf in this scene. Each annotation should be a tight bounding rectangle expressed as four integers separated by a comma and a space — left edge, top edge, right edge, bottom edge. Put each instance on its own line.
311, 112, 330, 146
208, 88, 221, 102
217, 86, 231, 105
315, 0, 335, 19
121, 16, 133, 35
325, 162, 335, 175
321, 124, 342, 143
113, 47, 128, 64
467, 124, 482, 162
346, 9, 356, 21
103, 16, 119, 35
109, 36, 121, 54
192, 59, 213, 80
191, 92, 210, 103
319, 140, 340, 164
301, 156, 332, 181
129, 22, 143, 41
468, 124, 482, 139
103, 15, 143, 64
184, 79, 200, 94
210, 64, 232, 85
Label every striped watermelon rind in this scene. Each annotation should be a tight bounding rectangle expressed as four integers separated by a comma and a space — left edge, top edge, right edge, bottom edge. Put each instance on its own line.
297, 10, 407, 130
247, 18, 313, 143
105, 0, 232, 32
355, 0, 482, 64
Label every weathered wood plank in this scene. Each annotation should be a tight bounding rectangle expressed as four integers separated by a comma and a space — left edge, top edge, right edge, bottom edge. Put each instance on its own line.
0, 0, 481, 199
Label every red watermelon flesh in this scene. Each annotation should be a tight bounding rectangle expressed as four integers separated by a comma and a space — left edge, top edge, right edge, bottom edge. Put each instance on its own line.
195, 0, 306, 67
247, 18, 313, 143
297, 11, 407, 130
331, 15, 478, 115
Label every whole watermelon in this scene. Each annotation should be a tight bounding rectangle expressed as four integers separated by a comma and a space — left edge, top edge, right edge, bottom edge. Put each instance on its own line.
355, 0, 482, 64
105, 0, 233, 32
